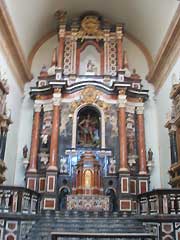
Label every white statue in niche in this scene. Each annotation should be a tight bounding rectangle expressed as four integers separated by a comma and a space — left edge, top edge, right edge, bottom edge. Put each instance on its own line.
79, 45, 100, 75
86, 60, 97, 75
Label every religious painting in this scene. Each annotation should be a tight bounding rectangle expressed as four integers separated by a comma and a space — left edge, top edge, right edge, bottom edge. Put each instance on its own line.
77, 106, 100, 148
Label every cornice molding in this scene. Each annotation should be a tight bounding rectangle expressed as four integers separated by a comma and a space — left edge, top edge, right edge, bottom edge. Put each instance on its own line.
147, 4, 180, 93
0, 0, 32, 90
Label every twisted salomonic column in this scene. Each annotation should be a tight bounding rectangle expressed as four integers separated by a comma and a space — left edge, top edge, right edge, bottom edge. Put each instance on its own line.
57, 27, 65, 70
28, 103, 41, 173
48, 89, 61, 170
116, 25, 123, 71
136, 106, 147, 175
118, 90, 128, 172
169, 125, 178, 165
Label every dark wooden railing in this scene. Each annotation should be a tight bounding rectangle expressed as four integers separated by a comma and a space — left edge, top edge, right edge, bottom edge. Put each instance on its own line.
0, 186, 40, 214
137, 189, 180, 215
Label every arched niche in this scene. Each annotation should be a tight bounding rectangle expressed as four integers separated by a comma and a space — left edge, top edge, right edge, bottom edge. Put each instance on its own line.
77, 40, 104, 75
84, 169, 92, 188
77, 106, 101, 148
58, 187, 70, 210
105, 187, 117, 212
72, 104, 105, 149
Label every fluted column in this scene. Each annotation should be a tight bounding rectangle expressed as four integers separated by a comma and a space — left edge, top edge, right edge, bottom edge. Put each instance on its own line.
57, 28, 65, 69
136, 106, 147, 175
116, 25, 123, 71
48, 90, 61, 171
169, 125, 178, 164
118, 90, 128, 172
28, 103, 41, 173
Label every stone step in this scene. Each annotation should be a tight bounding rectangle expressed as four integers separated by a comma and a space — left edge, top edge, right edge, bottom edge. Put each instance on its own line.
24, 215, 153, 240
37, 221, 143, 227
38, 218, 143, 224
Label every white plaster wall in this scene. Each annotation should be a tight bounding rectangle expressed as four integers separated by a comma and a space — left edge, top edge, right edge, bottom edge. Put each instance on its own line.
123, 38, 148, 79
31, 35, 58, 78
0, 49, 22, 185
156, 58, 180, 188
14, 82, 34, 186
144, 85, 161, 189
14, 36, 58, 185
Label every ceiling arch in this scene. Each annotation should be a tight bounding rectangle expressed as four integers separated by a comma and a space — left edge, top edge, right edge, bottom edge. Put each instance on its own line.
27, 30, 153, 71
4, 0, 179, 60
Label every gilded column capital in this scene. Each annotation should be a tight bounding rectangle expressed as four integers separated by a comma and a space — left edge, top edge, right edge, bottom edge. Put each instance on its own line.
126, 105, 135, 114
169, 124, 177, 133
34, 102, 42, 112
136, 106, 144, 115
116, 24, 123, 40
59, 27, 66, 38
53, 92, 61, 106
104, 29, 110, 41
118, 94, 127, 108
43, 103, 53, 112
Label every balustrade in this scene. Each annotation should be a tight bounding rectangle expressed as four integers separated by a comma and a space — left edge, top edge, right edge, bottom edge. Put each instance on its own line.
0, 186, 40, 214
138, 189, 180, 215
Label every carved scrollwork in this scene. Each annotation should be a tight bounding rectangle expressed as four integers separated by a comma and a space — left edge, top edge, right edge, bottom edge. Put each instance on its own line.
70, 86, 110, 114
76, 16, 104, 40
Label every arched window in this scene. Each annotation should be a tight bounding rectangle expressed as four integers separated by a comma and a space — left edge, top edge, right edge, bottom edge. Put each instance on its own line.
77, 106, 101, 148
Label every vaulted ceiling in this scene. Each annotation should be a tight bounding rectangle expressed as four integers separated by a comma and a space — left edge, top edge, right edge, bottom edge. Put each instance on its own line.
4, 0, 179, 62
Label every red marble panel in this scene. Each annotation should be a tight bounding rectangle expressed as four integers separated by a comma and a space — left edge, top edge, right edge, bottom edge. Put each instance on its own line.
48, 177, 54, 191
28, 179, 35, 191
130, 180, 136, 194
7, 235, 15, 240
122, 178, 128, 193
120, 200, 131, 210
44, 199, 55, 209
39, 178, 45, 192
140, 181, 147, 194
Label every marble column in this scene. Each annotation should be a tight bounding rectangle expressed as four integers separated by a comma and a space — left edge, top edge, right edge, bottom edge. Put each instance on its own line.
28, 103, 41, 173
136, 106, 147, 175
57, 28, 65, 69
48, 90, 61, 170
118, 91, 128, 172
116, 25, 123, 71
169, 125, 178, 165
